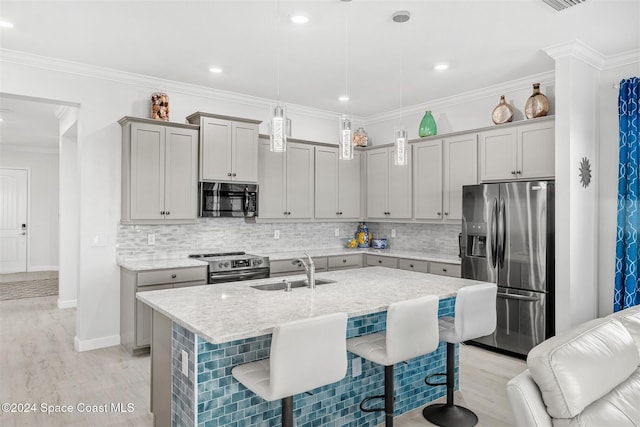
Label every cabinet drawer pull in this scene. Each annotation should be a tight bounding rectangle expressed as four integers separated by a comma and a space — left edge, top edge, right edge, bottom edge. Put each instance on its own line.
171, 274, 177, 279
378, 260, 382, 264
442, 268, 447, 272
343, 259, 347, 263
410, 264, 414, 268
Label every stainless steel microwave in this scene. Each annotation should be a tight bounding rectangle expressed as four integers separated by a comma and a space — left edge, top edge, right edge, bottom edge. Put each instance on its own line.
199, 182, 258, 218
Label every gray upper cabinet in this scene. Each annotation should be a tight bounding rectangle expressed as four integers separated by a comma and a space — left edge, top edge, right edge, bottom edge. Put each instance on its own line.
120, 117, 198, 224
414, 134, 477, 221
186, 112, 261, 183
258, 139, 314, 220
366, 146, 412, 220
479, 118, 554, 182
315, 146, 361, 220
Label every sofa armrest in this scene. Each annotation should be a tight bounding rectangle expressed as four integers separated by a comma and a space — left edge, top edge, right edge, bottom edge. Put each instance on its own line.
507, 369, 553, 427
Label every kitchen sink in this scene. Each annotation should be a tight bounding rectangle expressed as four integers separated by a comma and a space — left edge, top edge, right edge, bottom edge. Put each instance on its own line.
251, 278, 336, 291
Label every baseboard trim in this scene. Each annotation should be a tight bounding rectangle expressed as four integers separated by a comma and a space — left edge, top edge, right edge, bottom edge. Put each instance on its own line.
74, 334, 120, 352
28, 266, 59, 272
57, 298, 77, 309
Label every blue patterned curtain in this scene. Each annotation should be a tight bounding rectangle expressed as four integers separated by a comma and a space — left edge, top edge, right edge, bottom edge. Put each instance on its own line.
615, 77, 640, 311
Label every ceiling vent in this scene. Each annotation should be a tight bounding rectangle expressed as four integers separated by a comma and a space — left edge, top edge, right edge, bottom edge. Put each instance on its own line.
542, 0, 586, 11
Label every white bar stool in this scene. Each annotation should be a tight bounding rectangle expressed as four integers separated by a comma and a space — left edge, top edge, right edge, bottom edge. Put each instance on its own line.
422, 282, 497, 427
231, 312, 348, 427
346, 295, 440, 427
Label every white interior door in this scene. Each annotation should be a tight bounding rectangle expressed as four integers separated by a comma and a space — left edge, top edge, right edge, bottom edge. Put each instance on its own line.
0, 168, 28, 273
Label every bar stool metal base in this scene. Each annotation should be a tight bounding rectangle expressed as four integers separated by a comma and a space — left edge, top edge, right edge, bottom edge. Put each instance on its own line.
422, 403, 478, 427
281, 396, 293, 427
358, 365, 395, 427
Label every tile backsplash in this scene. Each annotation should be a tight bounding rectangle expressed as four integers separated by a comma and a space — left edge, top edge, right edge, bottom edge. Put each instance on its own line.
116, 219, 460, 260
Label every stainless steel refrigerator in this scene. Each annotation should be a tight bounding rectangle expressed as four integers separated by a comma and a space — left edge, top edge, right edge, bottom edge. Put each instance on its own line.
461, 180, 554, 357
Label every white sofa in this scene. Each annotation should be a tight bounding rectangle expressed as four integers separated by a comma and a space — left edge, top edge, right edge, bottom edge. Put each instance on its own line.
506, 305, 640, 427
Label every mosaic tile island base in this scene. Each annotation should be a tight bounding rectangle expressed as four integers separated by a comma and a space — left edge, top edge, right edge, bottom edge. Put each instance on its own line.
138, 267, 488, 426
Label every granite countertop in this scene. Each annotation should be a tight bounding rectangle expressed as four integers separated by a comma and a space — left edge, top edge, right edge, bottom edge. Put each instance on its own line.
118, 257, 208, 271
264, 248, 461, 264
118, 249, 460, 271
137, 266, 484, 344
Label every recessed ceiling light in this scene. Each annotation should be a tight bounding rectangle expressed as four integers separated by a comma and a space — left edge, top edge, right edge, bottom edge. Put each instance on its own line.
434, 63, 449, 71
291, 15, 309, 24
209, 67, 223, 74
338, 95, 350, 102
0, 20, 14, 29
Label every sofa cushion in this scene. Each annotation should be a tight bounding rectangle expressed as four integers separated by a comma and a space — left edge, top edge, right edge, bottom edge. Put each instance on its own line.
608, 305, 640, 358
553, 369, 640, 427
527, 318, 639, 419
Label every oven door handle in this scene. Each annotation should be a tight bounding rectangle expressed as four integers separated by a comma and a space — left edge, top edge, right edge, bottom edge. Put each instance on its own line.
210, 270, 268, 281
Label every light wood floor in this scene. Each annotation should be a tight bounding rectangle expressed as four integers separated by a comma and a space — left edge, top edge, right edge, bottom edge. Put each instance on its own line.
0, 295, 526, 426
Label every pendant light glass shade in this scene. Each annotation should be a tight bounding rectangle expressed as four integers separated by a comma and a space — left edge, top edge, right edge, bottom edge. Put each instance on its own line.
394, 127, 408, 166
339, 115, 354, 160
270, 104, 287, 152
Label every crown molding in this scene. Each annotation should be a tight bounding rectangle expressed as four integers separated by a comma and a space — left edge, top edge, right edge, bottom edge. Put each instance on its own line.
601, 49, 640, 70
543, 39, 607, 69
0, 49, 347, 122
366, 71, 555, 124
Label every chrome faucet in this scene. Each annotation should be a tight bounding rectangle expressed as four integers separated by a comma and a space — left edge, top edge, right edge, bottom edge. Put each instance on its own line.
292, 253, 315, 288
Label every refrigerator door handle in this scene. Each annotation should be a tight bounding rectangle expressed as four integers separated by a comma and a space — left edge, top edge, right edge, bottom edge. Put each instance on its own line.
498, 198, 506, 269
498, 293, 539, 302
490, 198, 498, 268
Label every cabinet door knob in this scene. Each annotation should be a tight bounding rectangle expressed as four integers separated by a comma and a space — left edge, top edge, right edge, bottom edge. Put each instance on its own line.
160, 211, 165, 215
378, 260, 382, 264
228, 172, 232, 177
166, 211, 170, 215
516, 170, 522, 175
232, 173, 237, 177
444, 212, 449, 216
511, 170, 516, 175
336, 212, 340, 216
171, 274, 177, 279
410, 264, 414, 268
442, 268, 447, 272
437, 212, 441, 216
339, 212, 343, 215
343, 259, 347, 263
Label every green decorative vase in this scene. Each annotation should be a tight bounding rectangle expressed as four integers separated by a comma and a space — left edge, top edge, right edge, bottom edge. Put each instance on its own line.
418, 110, 437, 137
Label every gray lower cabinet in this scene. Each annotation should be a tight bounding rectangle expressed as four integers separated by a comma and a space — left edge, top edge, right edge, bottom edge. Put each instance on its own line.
429, 261, 461, 277
269, 257, 328, 277
367, 254, 460, 277
120, 266, 207, 355
397, 258, 430, 273
366, 254, 399, 268
327, 254, 364, 270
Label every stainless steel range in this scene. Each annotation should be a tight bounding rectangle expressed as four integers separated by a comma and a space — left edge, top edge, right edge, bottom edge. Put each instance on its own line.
189, 252, 270, 284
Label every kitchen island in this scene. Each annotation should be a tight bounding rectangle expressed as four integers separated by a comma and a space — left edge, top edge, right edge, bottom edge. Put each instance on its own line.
138, 266, 486, 427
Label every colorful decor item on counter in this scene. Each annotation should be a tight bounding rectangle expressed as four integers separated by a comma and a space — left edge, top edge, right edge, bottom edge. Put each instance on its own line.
355, 222, 372, 248
491, 95, 515, 124
524, 83, 550, 119
371, 238, 388, 249
418, 110, 437, 137
151, 92, 169, 121
353, 127, 368, 147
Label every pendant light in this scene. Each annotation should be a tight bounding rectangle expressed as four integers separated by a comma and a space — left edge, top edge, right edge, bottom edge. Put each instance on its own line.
270, 0, 287, 152
393, 10, 410, 166
338, 2, 353, 160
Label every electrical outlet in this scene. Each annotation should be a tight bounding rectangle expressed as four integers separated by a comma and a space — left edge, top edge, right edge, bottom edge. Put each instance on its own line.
274, 230, 280, 239
334, 228, 340, 237
352, 357, 362, 377
147, 233, 156, 245
391, 229, 397, 238
181, 350, 188, 376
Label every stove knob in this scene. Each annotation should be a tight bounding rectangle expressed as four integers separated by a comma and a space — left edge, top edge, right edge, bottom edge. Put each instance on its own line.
218, 262, 224, 269
254, 259, 262, 266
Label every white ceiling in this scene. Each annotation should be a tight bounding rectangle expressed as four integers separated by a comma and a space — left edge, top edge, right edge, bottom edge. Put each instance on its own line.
1, 0, 639, 147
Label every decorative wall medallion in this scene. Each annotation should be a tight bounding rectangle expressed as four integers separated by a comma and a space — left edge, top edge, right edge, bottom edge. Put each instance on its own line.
579, 157, 592, 188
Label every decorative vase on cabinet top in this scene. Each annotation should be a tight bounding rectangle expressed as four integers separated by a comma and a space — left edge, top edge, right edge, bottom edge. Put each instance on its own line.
524, 83, 549, 119
491, 95, 514, 124
353, 127, 368, 147
418, 111, 437, 137
151, 92, 169, 121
